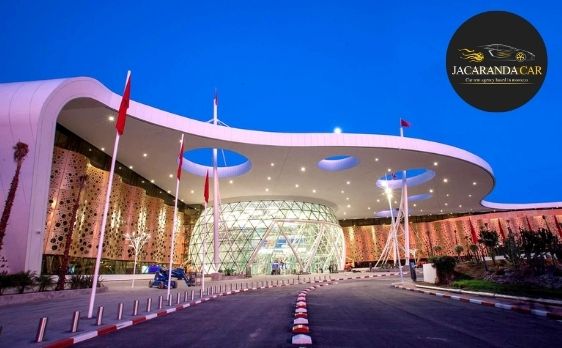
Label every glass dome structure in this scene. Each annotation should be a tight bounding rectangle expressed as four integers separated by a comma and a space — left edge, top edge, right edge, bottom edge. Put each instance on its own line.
187, 200, 345, 275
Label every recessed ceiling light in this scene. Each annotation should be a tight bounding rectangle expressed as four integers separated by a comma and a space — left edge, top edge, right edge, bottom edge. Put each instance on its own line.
150, 179, 155, 183
129, 165, 133, 169
374, 158, 379, 162
420, 209, 424, 212
387, 168, 392, 172
473, 182, 477, 186
340, 190, 345, 194
312, 189, 317, 193
300, 166, 306, 172
346, 181, 351, 185
468, 194, 472, 198
141, 180, 145, 183
446, 193, 450, 197
229, 180, 234, 184
270, 162, 275, 167
343, 211, 347, 215
459, 204, 463, 208
108, 116, 115, 121
169, 174, 173, 178
267, 176, 271, 181
444, 203, 448, 206
346, 197, 350, 201
190, 190, 194, 194
443, 178, 448, 183
143, 153, 148, 157
368, 207, 371, 210
440, 209, 443, 213
413, 203, 417, 207
295, 184, 299, 188
376, 199, 380, 203
347, 204, 351, 208
101, 147, 105, 151
334, 127, 342, 134
429, 189, 434, 193
433, 161, 438, 166
265, 188, 269, 192
167, 190, 171, 193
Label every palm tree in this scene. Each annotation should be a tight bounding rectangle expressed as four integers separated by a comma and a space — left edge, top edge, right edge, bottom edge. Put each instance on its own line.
56, 175, 88, 291
0, 142, 29, 253
454, 245, 464, 262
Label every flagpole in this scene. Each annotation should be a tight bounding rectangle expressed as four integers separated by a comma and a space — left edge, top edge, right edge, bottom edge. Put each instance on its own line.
212, 95, 220, 272
87, 70, 130, 318
400, 123, 410, 267
166, 134, 184, 299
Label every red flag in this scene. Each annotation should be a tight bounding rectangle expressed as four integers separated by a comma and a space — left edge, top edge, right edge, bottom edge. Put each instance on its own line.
204, 171, 210, 205
176, 141, 184, 180
115, 72, 131, 136
400, 118, 411, 128
554, 215, 562, 237
497, 220, 506, 241
468, 219, 478, 244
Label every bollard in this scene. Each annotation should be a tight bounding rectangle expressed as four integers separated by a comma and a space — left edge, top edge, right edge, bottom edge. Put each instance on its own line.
133, 300, 139, 316
35, 317, 48, 343
190, 290, 194, 301
96, 306, 104, 326
199, 288, 203, 299
230, 283, 233, 291
146, 298, 152, 312
70, 310, 80, 333
117, 303, 124, 320
176, 292, 181, 305
158, 295, 163, 309
168, 294, 172, 306
184, 291, 189, 302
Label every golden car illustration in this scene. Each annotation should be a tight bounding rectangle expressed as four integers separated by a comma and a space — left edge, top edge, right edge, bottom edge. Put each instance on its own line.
478, 43, 535, 62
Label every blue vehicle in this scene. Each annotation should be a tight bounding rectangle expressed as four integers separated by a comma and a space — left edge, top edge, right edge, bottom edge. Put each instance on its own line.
148, 267, 195, 289
148, 268, 177, 289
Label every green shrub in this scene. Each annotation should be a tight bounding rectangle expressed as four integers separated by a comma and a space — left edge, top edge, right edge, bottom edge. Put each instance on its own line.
70, 274, 102, 289
34, 274, 55, 292
0, 271, 14, 295
478, 229, 499, 265
429, 256, 457, 284
454, 245, 464, 261
11, 271, 36, 294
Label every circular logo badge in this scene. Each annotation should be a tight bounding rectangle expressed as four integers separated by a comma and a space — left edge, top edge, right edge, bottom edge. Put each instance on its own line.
446, 11, 547, 112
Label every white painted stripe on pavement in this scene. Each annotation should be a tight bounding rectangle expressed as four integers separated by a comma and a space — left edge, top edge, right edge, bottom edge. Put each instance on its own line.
451, 295, 461, 301
166, 308, 176, 313
146, 313, 158, 320
495, 303, 512, 310
116, 321, 133, 330
469, 299, 482, 304
73, 331, 99, 343
531, 309, 548, 317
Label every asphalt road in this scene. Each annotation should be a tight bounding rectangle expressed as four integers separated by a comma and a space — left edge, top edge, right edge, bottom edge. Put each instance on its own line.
75, 279, 562, 347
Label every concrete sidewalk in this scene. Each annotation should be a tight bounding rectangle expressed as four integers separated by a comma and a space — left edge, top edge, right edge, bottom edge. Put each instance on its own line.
0, 271, 380, 347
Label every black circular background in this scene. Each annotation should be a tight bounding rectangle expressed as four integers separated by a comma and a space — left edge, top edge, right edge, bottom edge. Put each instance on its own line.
446, 11, 547, 112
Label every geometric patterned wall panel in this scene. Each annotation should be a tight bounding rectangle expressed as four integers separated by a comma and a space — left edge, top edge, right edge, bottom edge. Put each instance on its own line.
44, 147, 190, 265
342, 208, 562, 264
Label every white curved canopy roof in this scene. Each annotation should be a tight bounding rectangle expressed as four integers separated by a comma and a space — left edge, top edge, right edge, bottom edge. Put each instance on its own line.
54, 77, 500, 220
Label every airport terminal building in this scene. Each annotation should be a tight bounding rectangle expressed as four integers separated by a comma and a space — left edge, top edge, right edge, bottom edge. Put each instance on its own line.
0, 77, 560, 275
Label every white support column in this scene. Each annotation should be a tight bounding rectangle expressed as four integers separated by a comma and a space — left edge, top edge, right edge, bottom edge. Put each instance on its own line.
403, 174, 410, 266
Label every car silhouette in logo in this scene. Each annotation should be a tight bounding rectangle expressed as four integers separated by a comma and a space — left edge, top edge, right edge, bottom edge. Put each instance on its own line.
478, 44, 535, 62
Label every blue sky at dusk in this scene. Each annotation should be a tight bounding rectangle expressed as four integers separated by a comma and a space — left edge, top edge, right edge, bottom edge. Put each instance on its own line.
0, 1, 560, 204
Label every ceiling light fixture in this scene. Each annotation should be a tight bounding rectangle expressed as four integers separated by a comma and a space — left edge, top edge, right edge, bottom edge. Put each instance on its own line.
108, 116, 115, 121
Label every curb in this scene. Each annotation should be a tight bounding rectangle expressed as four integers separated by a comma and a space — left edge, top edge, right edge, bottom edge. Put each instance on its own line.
414, 283, 562, 306
291, 281, 339, 346
392, 284, 562, 321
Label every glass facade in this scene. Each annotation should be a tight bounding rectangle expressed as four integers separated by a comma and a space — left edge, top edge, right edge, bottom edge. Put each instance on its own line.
188, 200, 345, 275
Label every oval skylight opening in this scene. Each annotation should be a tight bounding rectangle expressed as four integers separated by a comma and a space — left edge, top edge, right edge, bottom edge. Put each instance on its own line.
182, 147, 252, 178
376, 168, 435, 189
317, 155, 359, 172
